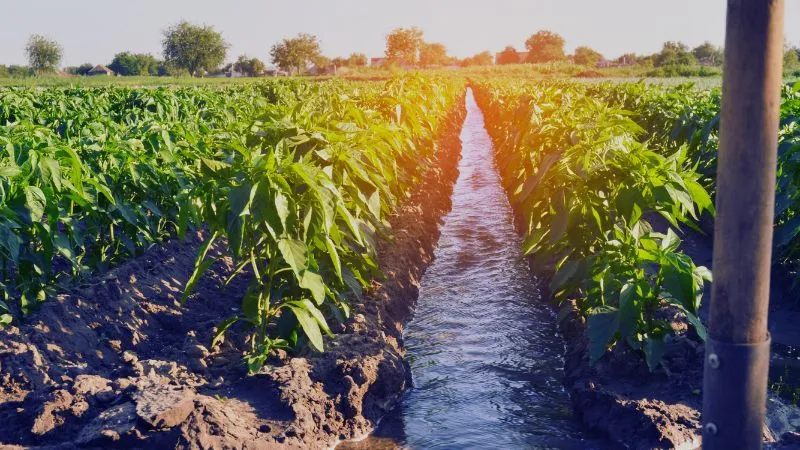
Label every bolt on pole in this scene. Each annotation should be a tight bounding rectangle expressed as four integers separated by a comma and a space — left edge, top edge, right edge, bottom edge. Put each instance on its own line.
702, 0, 785, 449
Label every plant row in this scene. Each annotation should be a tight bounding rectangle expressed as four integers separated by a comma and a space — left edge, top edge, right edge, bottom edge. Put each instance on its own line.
472, 79, 714, 369
0, 76, 464, 371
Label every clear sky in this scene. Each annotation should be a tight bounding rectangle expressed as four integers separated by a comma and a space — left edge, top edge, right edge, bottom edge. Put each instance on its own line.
2, 0, 799, 67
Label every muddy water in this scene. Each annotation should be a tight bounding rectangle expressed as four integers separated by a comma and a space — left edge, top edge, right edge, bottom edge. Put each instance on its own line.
344, 90, 608, 449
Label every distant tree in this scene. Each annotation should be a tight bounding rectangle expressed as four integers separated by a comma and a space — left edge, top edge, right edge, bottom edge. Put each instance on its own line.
525, 30, 566, 63
233, 55, 265, 76
270, 33, 322, 75
461, 51, 494, 67
348, 52, 367, 67
385, 27, 424, 65
419, 42, 448, 67
0, 66, 8, 78
655, 41, 696, 67
65, 63, 94, 76
786, 47, 800, 71
26, 34, 62, 74
496, 46, 520, 65
573, 46, 604, 66
692, 41, 723, 66
312, 55, 332, 72
331, 57, 347, 68
7, 65, 33, 77
109, 52, 159, 76
162, 21, 228, 76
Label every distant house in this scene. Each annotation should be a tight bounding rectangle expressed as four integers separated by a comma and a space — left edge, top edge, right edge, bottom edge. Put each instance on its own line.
698, 57, 718, 67
264, 68, 289, 77
88, 65, 114, 76
596, 59, 615, 68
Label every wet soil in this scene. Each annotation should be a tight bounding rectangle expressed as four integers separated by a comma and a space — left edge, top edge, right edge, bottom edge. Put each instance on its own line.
0, 98, 466, 449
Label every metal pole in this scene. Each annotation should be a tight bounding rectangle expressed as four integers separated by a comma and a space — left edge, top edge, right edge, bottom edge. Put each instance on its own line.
703, 0, 784, 448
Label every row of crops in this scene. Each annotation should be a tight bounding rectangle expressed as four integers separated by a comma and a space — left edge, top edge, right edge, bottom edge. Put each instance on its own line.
472, 78, 800, 369
0, 76, 464, 371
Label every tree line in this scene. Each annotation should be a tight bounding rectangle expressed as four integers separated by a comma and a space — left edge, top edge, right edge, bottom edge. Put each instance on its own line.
3, 23, 799, 78
495, 29, 800, 73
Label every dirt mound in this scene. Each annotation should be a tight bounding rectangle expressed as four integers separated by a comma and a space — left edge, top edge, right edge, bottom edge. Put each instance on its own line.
0, 98, 466, 449
558, 300, 704, 449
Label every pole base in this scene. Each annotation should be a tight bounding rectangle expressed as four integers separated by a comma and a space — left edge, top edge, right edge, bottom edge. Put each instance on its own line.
702, 334, 771, 449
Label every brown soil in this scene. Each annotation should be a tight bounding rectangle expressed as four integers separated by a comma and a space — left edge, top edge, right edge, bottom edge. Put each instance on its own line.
0, 98, 466, 449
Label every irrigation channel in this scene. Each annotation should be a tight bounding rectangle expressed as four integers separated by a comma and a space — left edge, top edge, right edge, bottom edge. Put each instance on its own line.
343, 90, 611, 449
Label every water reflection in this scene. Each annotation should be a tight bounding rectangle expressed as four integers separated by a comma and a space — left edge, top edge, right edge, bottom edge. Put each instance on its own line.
341, 89, 610, 449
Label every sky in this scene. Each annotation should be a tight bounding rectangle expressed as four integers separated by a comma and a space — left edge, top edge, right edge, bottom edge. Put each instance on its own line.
1, 0, 799, 67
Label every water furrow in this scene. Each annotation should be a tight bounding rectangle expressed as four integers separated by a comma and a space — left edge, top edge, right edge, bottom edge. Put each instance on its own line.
349, 89, 609, 449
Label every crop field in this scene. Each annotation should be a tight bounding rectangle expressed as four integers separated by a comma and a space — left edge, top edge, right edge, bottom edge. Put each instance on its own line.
3, 72, 800, 448
473, 78, 800, 369
0, 76, 464, 370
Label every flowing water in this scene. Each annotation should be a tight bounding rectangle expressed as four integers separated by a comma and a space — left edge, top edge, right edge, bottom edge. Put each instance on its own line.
342, 90, 609, 449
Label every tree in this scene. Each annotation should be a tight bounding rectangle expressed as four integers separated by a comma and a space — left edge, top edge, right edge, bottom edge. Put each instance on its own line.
385, 27, 424, 65
461, 51, 494, 67
162, 21, 228, 76
26, 35, 62, 74
496, 46, 520, 65
109, 52, 159, 76
7, 65, 33, 77
655, 41, 696, 67
525, 30, 566, 63
270, 33, 322, 75
573, 46, 604, 67
348, 53, 367, 67
692, 41, 723, 66
419, 42, 448, 67
311, 55, 332, 73
786, 47, 800, 71
233, 55, 265, 76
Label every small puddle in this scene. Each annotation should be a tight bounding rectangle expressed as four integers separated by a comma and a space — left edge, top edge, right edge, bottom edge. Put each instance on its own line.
340, 90, 609, 449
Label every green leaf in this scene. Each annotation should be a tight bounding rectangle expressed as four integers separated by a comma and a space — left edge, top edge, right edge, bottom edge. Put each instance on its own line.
182, 231, 219, 303
618, 282, 639, 339
588, 306, 620, 364
277, 239, 308, 277
211, 316, 239, 348
662, 262, 694, 312
300, 271, 326, 305
286, 303, 324, 352
644, 336, 666, 371
24, 186, 47, 223
324, 236, 343, 282
229, 182, 257, 218
116, 202, 138, 226
0, 166, 21, 177
275, 192, 290, 231
40, 157, 62, 191
549, 191, 569, 245
550, 259, 580, 292
660, 228, 681, 252
685, 179, 714, 215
